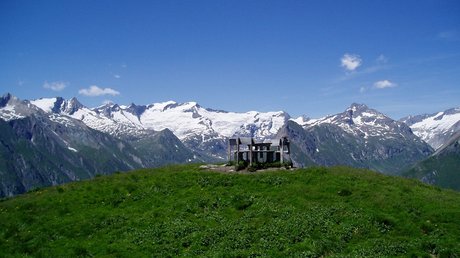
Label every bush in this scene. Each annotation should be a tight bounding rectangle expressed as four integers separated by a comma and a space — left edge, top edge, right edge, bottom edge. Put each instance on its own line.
235, 161, 248, 171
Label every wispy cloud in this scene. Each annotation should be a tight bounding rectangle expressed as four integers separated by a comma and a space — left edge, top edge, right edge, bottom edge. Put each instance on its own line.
374, 80, 397, 89
18, 79, 25, 86
341, 53, 362, 71
113, 74, 121, 79
43, 81, 68, 91
78, 85, 120, 97
376, 54, 388, 64
336, 56, 390, 83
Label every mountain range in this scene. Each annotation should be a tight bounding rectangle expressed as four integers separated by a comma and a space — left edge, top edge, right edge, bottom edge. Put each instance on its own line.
29, 96, 289, 160
281, 104, 433, 174
1, 92, 459, 196
400, 108, 460, 150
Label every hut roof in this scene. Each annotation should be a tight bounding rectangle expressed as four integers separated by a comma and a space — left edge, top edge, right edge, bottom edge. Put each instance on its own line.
238, 137, 254, 145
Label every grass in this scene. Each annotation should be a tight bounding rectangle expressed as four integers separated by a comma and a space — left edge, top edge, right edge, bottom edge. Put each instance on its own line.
1, 164, 459, 257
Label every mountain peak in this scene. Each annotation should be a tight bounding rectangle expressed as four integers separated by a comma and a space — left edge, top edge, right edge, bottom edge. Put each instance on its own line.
347, 103, 369, 112
64, 97, 85, 115
125, 103, 147, 118
69, 97, 82, 105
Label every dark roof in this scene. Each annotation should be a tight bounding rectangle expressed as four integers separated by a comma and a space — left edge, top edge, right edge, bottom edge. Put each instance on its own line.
228, 137, 289, 146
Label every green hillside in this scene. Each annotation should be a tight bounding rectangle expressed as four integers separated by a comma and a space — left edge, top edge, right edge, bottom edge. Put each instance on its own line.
404, 153, 460, 191
1, 165, 459, 257
404, 132, 460, 191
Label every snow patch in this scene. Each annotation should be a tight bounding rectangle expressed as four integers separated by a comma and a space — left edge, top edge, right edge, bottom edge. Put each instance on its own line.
0, 105, 26, 121
30, 98, 57, 113
68, 147, 78, 152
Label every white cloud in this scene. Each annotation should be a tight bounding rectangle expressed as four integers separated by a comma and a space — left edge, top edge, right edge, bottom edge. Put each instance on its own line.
374, 80, 397, 89
43, 81, 68, 91
78, 85, 120, 97
103, 100, 114, 105
114, 74, 121, 79
360, 86, 367, 93
341, 53, 362, 71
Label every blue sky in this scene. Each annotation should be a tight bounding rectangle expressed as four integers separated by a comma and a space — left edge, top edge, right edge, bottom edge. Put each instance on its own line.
1, 0, 459, 119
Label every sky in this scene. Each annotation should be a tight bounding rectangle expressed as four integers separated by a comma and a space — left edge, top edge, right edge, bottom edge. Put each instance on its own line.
1, 0, 459, 119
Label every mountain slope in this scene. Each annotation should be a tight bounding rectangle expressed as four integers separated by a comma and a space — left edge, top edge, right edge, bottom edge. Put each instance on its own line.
0, 116, 146, 197
125, 128, 213, 166
287, 104, 433, 174
400, 107, 460, 150
0, 94, 200, 197
403, 131, 460, 190
1, 165, 459, 256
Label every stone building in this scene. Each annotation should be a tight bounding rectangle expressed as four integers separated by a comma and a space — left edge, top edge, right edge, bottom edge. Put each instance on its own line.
228, 137, 291, 165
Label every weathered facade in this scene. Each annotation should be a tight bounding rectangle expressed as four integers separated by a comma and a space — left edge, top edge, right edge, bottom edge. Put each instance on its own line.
228, 137, 291, 165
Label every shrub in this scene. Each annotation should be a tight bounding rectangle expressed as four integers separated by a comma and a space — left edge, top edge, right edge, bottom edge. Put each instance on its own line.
235, 161, 248, 171
337, 189, 352, 196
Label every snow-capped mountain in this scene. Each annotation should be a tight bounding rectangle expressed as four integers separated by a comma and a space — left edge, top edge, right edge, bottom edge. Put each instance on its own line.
31, 97, 288, 139
31, 97, 290, 158
292, 103, 416, 140
400, 108, 460, 150
0, 93, 44, 121
0, 94, 146, 196
0, 93, 202, 197
31, 97, 146, 137
286, 103, 433, 173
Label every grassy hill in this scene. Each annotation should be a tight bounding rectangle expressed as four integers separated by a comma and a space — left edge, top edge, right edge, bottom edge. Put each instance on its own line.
1, 165, 459, 257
